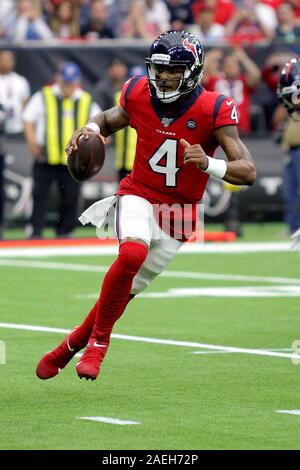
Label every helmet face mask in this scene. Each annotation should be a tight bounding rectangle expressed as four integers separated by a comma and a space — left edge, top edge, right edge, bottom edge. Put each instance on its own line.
145, 30, 204, 104
278, 58, 300, 119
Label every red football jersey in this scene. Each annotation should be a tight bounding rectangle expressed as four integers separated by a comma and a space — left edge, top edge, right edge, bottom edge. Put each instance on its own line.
205, 75, 252, 134
117, 76, 238, 205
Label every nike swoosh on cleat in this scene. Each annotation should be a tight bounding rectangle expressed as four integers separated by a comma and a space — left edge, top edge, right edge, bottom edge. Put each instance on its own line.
226, 100, 233, 105
67, 338, 75, 352
93, 342, 106, 348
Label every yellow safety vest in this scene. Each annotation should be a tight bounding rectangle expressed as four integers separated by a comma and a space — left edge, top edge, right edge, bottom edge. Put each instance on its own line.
114, 91, 137, 171
43, 86, 92, 165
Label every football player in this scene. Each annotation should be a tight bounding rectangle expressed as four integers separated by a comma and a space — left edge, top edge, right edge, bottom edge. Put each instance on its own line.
36, 30, 256, 381
277, 57, 300, 244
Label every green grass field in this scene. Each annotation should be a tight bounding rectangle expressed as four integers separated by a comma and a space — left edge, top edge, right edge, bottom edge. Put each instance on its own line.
1, 230, 300, 450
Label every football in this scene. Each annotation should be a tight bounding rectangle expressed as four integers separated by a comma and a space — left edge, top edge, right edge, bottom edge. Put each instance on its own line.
67, 132, 105, 182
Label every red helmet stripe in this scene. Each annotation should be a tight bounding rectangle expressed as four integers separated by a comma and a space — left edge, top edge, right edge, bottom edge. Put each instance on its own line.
285, 62, 292, 81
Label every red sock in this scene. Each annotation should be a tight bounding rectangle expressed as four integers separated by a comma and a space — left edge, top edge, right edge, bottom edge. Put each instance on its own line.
70, 300, 99, 349
91, 241, 148, 343
70, 294, 135, 349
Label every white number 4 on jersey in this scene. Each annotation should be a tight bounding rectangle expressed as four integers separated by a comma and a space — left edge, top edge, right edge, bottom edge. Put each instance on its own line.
230, 104, 238, 123
148, 139, 180, 187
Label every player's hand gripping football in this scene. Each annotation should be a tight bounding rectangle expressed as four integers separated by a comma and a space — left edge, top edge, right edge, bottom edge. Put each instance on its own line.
180, 139, 209, 171
65, 127, 106, 156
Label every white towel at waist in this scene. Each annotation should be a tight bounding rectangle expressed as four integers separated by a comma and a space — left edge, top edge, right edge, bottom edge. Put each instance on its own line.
78, 195, 118, 229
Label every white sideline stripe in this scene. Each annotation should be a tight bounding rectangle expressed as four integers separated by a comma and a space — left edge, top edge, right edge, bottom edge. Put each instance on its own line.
1, 258, 300, 286
0, 241, 292, 258
0, 322, 299, 361
78, 416, 140, 425
276, 410, 300, 416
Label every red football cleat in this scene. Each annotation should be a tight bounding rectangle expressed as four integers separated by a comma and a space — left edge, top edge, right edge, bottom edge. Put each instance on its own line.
76, 338, 108, 381
36, 328, 83, 380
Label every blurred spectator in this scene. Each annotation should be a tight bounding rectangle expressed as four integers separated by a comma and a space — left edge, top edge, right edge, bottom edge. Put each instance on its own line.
193, 0, 236, 26
275, 2, 300, 44
288, 0, 300, 26
189, 6, 226, 41
49, 1, 80, 39
272, 103, 300, 234
0, 103, 5, 239
0, 51, 30, 136
202, 48, 223, 85
226, 3, 274, 42
145, 0, 171, 34
254, 0, 278, 33
43, 0, 91, 29
8, 0, 54, 41
41, 0, 56, 19
205, 48, 261, 134
80, 0, 115, 39
23, 62, 100, 238
92, 58, 130, 180
223, 182, 243, 237
106, 0, 130, 37
0, 0, 16, 38
76, 0, 92, 30
92, 58, 128, 110
121, 0, 158, 39
165, 0, 194, 30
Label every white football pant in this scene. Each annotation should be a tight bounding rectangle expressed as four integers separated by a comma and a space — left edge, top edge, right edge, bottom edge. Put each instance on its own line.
115, 195, 182, 295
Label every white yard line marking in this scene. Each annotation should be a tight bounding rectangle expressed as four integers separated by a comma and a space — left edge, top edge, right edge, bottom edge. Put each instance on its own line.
74, 286, 300, 299
276, 410, 300, 416
0, 241, 292, 258
78, 416, 140, 425
160, 271, 300, 285
0, 322, 299, 361
0, 259, 109, 273
139, 286, 300, 298
1, 258, 300, 286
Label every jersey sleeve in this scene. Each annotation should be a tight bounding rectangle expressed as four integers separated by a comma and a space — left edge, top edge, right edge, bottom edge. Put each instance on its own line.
119, 75, 143, 113
119, 79, 131, 111
213, 95, 239, 129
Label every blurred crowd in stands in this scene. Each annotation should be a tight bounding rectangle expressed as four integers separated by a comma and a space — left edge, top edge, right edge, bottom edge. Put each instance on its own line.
0, 0, 300, 44
1, 0, 300, 136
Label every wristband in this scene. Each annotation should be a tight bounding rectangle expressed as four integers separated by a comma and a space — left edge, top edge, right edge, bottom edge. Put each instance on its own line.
203, 156, 227, 179
85, 122, 100, 134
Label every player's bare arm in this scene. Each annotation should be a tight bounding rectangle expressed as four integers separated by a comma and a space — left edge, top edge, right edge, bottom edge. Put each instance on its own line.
213, 125, 256, 186
181, 125, 256, 186
65, 105, 130, 155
